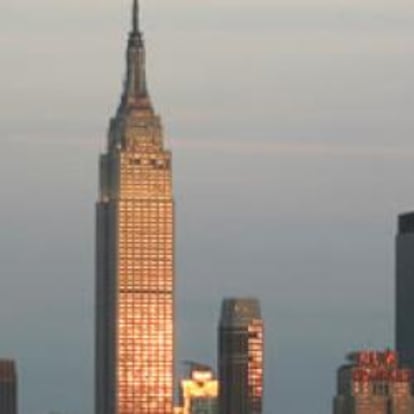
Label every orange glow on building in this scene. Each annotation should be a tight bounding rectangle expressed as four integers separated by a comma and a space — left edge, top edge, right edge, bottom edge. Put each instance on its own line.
248, 321, 264, 412
96, 2, 174, 414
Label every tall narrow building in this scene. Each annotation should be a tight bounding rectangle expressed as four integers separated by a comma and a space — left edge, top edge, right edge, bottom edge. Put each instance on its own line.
0, 360, 17, 414
95, 2, 174, 414
218, 298, 264, 414
396, 212, 414, 370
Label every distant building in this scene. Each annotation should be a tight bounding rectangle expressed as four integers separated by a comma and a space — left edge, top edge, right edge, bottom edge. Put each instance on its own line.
179, 364, 218, 414
218, 298, 264, 414
0, 360, 17, 414
396, 212, 414, 369
95, 2, 175, 414
333, 350, 414, 414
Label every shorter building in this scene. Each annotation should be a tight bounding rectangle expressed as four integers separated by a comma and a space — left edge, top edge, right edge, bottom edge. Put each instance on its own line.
0, 360, 17, 414
218, 298, 264, 414
334, 350, 414, 414
178, 364, 218, 414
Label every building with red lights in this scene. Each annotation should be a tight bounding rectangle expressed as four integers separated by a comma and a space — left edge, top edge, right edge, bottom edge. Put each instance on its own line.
334, 350, 414, 414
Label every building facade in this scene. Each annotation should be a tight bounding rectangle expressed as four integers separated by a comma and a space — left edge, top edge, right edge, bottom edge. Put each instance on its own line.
179, 365, 218, 414
0, 360, 17, 414
334, 350, 414, 414
95, 2, 174, 414
218, 298, 264, 414
396, 212, 414, 370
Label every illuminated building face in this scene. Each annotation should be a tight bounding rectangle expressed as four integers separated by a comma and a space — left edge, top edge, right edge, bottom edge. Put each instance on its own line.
248, 321, 264, 414
96, 2, 174, 414
116, 116, 174, 414
180, 368, 219, 414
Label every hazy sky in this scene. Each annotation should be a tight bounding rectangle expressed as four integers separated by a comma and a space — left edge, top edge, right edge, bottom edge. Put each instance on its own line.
1, 1, 414, 413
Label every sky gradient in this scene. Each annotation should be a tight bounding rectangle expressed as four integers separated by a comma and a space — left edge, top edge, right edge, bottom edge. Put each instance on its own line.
1, 1, 414, 413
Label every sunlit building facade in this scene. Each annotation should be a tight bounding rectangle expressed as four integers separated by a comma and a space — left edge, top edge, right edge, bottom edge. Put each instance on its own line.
334, 350, 414, 414
95, 2, 174, 414
218, 298, 264, 414
179, 365, 218, 414
0, 360, 17, 414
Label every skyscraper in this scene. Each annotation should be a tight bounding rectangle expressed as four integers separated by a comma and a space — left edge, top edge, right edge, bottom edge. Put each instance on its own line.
95, 2, 174, 414
333, 350, 414, 414
0, 360, 17, 414
396, 212, 414, 370
218, 298, 264, 414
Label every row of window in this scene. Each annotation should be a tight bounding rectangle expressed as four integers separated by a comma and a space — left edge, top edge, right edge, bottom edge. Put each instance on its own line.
119, 203, 173, 209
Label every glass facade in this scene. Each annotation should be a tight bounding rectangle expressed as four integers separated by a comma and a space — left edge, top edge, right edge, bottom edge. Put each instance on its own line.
218, 299, 264, 414
96, 2, 174, 414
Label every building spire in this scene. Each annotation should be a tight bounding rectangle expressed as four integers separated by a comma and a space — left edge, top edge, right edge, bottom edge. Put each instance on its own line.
132, 0, 139, 33
118, 0, 152, 112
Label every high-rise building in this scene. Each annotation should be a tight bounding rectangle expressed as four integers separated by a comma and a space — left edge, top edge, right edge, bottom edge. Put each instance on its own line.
179, 364, 218, 414
0, 360, 17, 414
333, 350, 414, 414
396, 212, 414, 370
95, 2, 174, 414
218, 298, 264, 414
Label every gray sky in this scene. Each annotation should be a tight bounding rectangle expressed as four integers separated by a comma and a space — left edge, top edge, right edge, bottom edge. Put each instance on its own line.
1, 0, 414, 413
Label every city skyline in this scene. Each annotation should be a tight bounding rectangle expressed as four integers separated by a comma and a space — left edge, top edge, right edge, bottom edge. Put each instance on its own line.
0, 1, 413, 414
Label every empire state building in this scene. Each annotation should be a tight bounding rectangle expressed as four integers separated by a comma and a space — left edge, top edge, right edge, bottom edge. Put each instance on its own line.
95, 2, 174, 414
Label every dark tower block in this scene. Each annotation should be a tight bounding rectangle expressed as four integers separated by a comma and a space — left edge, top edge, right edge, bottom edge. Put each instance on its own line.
0, 360, 17, 414
396, 213, 414, 369
218, 298, 264, 414
95, 2, 174, 414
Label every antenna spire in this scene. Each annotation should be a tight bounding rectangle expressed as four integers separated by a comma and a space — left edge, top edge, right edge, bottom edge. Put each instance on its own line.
132, 0, 139, 33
